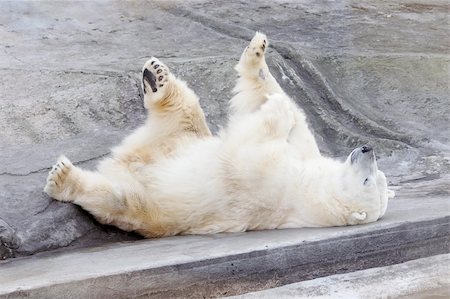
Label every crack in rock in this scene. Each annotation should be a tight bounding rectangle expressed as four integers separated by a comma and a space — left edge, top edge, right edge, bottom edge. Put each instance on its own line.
0, 152, 110, 177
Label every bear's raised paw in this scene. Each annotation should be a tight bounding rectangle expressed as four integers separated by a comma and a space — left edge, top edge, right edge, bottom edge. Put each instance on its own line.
142, 57, 170, 99
241, 32, 268, 66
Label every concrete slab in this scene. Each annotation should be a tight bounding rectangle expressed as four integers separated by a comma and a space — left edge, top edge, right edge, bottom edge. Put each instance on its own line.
0, 196, 448, 298
230, 254, 450, 299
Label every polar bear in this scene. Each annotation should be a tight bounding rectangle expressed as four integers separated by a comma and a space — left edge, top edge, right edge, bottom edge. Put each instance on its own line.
44, 33, 395, 237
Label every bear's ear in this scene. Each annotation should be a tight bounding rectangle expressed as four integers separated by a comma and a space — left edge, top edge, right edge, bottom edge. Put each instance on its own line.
351, 212, 367, 221
387, 189, 395, 199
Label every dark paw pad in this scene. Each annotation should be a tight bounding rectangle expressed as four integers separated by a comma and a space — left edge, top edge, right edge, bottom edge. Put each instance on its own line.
143, 68, 158, 93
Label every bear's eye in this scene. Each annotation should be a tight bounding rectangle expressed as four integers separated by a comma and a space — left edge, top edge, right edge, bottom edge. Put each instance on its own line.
363, 178, 369, 185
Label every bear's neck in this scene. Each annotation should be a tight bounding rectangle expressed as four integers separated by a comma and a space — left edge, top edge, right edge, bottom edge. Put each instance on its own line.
287, 158, 349, 227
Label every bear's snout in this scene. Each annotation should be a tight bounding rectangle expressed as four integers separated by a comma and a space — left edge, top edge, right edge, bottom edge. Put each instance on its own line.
361, 145, 373, 153
349, 145, 376, 165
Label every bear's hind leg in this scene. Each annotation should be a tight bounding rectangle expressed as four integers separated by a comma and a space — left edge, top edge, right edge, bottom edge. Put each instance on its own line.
142, 57, 171, 109
44, 156, 130, 227
141, 57, 211, 136
44, 156, 85, 203
230, 32, 284, 116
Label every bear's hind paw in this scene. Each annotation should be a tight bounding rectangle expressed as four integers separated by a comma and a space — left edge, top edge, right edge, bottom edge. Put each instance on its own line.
44, 156, 75, 202
142, 57, 170, 98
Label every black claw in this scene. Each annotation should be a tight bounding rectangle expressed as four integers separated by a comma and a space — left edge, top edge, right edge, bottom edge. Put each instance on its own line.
262, 44, 265, 51
158, 76, 163, 81
159, 84, 164, 87
151, 60, 155, 65
143, 68, 158, 93
263, 39, 266, 44
157, 69, 162, 74
256, 52, 260, 57
61, 161, 65, 166
154, 64, 160, 69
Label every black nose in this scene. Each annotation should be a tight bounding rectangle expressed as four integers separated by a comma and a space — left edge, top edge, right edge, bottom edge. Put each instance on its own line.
361, 145, 373, 153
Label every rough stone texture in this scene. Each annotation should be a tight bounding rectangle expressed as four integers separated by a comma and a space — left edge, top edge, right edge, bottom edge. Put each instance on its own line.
0, 0, 449, 259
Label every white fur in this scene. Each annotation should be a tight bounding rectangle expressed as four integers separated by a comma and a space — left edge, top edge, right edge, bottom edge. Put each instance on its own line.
44, 33, 394, 238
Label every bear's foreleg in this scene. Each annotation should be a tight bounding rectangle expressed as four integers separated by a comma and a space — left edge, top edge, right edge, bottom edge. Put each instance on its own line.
226, 94, 295, 145
286, 107, 321, 160
231, 33, 320, 159
230, 32, 284, 116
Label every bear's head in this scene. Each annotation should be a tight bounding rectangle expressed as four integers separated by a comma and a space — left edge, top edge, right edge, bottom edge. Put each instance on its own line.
334, 145, 395, 225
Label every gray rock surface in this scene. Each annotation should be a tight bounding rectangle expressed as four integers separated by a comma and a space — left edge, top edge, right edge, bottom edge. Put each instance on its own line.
230, 254, 450, 299
0, 0, 449, 259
